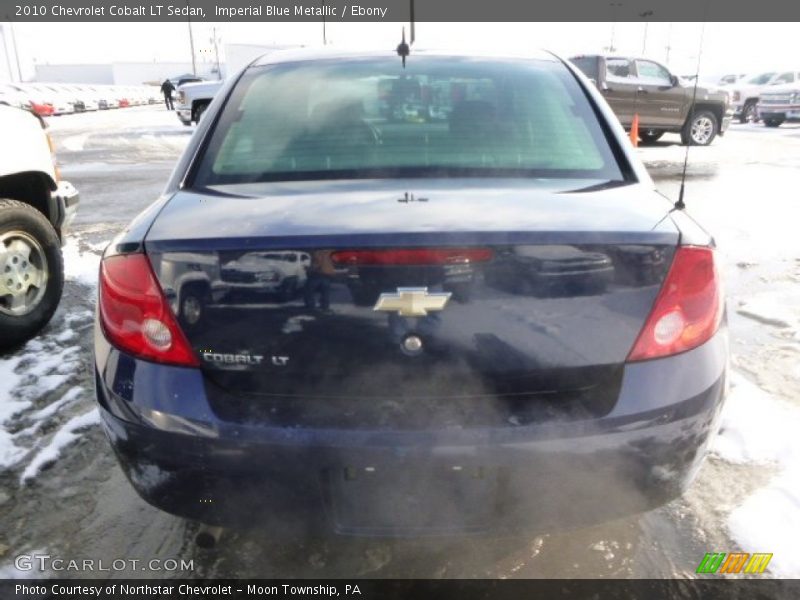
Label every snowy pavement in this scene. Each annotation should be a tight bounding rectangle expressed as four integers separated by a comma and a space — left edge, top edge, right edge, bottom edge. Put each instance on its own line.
0, 108, 799, 578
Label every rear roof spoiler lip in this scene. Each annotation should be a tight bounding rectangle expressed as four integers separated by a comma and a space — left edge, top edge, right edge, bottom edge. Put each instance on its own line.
143, 230, 681, 254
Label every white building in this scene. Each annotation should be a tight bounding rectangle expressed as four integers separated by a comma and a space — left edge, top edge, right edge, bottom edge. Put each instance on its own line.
34, 62, 222, 85
20, 43, 298, 86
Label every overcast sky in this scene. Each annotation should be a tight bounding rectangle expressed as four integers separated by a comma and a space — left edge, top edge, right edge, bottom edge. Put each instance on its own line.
2, 21, 799, 82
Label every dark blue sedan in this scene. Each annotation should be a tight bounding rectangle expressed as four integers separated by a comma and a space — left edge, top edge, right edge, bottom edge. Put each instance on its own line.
94, 49, 727, 536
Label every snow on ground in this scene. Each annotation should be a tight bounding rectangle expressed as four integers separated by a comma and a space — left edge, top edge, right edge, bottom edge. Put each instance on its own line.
48, 105, 191, 163
712, 372, 800, 577
61, 133, 89, 152
736, 295, 799, 330
45, 105, 173, 133
29, 386, 84, 421
62, 236, 102, 288
20, 409, 100, 483
0, 335, 86, 473
0, 354, 30, 468
1, 234, 103, 480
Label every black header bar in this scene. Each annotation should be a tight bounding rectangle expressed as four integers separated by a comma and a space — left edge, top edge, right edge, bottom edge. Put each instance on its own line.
2, 578, 799, 600
2, 0, 800, 22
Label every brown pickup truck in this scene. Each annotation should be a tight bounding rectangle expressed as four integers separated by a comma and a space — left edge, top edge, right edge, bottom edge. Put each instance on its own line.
570, 54, 732, 146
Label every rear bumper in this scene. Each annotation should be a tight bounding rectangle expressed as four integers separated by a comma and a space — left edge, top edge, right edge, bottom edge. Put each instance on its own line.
94, 327, 728, 536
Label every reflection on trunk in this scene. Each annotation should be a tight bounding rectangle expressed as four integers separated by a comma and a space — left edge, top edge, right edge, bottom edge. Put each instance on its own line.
147, 240, 673, 428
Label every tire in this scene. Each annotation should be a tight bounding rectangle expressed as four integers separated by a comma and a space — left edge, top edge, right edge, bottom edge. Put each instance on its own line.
763, 118, 784, 128
638, 129, 664, 145
278, 277, 297, 302
193, 103, 208, 124
178, 283, 209, 330
0, 199, 64, 350
681, 110, 718, 146
740, 100, 758, 124
445, 283, 473, 303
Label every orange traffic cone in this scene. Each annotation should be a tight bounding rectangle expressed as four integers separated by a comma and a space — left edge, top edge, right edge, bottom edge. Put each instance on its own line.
630, 113, 640, 147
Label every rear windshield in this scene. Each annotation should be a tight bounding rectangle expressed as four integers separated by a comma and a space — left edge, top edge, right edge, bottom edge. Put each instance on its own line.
193, 57, 624, 186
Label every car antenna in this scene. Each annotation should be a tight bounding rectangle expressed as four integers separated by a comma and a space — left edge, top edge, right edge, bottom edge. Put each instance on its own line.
675, 20, 707, 211
396, 0, 415, 67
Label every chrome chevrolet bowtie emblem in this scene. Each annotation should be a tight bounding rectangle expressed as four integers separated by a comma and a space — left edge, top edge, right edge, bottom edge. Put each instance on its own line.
373, 287, 452, 317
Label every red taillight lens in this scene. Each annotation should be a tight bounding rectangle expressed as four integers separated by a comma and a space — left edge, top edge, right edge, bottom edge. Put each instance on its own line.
627, 246, 723, 362
331, 248, 493, 266
29, 101, 52, 116
99, 254, 199, 367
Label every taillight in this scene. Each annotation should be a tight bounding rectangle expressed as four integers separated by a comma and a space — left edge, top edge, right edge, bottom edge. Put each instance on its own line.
331, 248, 493, 266
627, 246, 723, 362
99, 254, 199, 367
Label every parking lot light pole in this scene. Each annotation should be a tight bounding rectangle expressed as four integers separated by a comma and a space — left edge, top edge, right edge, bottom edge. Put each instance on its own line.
608, 3, 623, 53
1, 24, 14, 82
321, 1, 327, 45
10, 22, 21, 81
187, 18, 197, 76
665, 22, 673, 63
640, 10, 654, 55
211, 27, 222, 80
1, 21, 22, 82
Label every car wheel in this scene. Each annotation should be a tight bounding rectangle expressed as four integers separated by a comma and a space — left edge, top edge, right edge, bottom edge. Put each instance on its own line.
178, 284, 209, 330
279, 278, 297, 302
763, 118, 784, 128
681, 110, 718, 146
638, 129, 664, 145
0, 199, 64, 350
193, 103, 208, 124
740, 101, 758, 124
446, 283, 473, 303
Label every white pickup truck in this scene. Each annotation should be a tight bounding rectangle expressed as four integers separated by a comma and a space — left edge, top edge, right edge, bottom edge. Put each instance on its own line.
0, 104, 79, 349
758, 83, 800, 127
175, 80, 224, 126
730, 70, 800, 123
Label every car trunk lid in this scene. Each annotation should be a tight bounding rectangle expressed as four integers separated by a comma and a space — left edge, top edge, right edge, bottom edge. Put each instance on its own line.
144, 179, 678, 427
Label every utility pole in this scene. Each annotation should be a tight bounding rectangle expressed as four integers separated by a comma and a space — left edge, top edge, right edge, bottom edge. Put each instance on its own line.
321, 1, 327, 45
608, 3, 622, 53
640, 11, 654, 55
211, 27, 221, 80
1, 24, 14, 82
642, 22, 648, 54
9, 22, 22, 81
665, 22, 673, 64
187, 17, 197, 75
